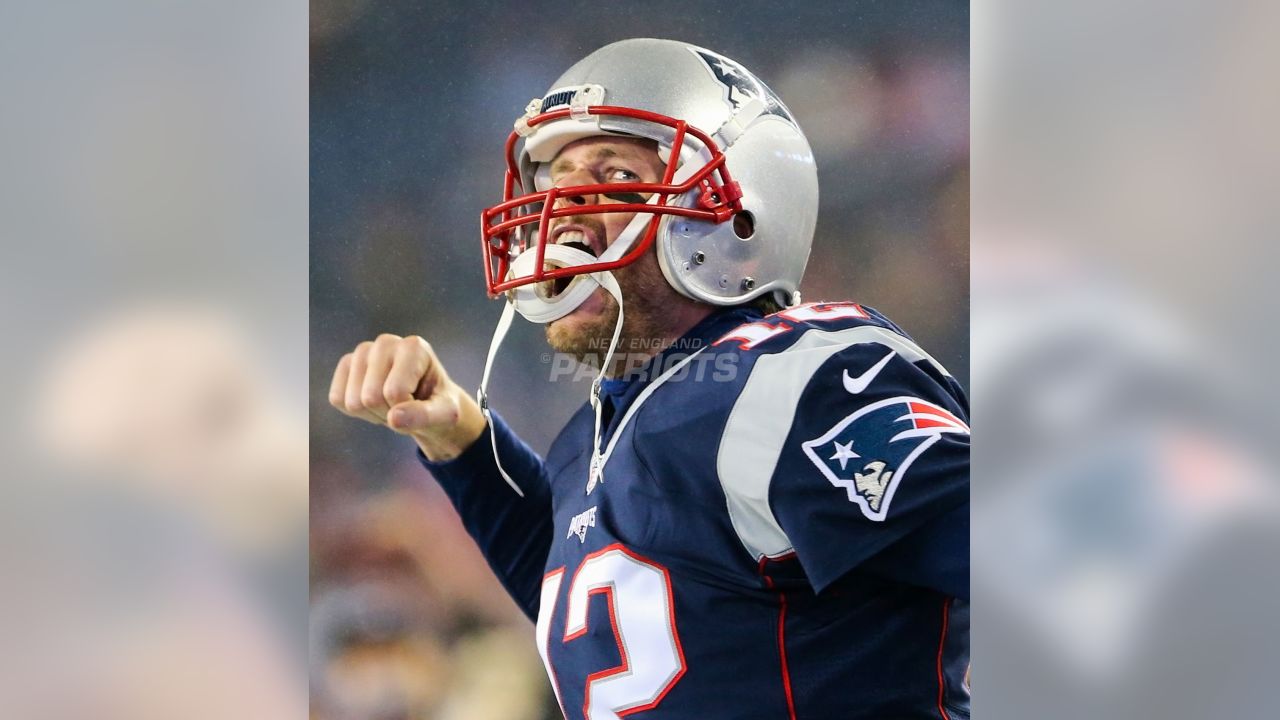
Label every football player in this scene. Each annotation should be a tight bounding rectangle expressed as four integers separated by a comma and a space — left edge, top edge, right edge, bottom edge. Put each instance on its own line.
330, 38, 970, 720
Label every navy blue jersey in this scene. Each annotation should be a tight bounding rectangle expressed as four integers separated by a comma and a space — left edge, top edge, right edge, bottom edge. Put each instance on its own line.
422, 302, 970, 719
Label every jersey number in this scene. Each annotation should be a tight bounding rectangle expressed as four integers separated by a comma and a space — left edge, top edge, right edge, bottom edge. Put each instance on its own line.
537, 544, 687, 720
714, 302, 870, 350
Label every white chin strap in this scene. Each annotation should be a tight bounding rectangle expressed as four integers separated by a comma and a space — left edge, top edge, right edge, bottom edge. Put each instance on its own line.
476, 243, 626, 496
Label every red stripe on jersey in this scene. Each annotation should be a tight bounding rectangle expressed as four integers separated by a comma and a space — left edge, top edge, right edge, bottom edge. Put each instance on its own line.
777, 592, 797, 720
936, 598, 952, 720
759, 557, 798, 720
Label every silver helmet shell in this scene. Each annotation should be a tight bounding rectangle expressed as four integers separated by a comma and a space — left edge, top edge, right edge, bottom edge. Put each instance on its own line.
514, 38, 818, 308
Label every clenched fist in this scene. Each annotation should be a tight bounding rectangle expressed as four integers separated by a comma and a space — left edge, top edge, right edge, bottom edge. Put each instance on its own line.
329, 334, 486, 461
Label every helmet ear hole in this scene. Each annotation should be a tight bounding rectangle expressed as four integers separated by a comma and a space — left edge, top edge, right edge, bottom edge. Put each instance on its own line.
733, 211, 755, 240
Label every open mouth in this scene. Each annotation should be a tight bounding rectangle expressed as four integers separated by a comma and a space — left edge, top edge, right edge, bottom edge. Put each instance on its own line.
544, 227, 600, 298
548, 274, 573, 298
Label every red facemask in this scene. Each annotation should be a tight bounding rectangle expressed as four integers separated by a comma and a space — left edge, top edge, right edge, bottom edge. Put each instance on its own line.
480, 105, 743, 297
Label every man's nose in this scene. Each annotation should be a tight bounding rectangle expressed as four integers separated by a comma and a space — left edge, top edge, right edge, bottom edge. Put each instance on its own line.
552, 169, 597, 208
554, 193, 590, 208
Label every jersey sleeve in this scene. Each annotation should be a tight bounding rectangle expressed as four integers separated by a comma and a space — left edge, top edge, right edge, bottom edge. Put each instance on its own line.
716, 328, 969, 596
772, 342, 969, 593
417, 410, 554, 620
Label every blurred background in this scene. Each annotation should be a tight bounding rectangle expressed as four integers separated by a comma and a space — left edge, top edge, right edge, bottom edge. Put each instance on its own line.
971, 1, 1280, 718
311, 2, 968, 718
2, 1, 308, 718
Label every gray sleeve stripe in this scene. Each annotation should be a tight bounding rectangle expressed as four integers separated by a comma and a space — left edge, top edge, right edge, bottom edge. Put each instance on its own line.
715, 326, 948, 561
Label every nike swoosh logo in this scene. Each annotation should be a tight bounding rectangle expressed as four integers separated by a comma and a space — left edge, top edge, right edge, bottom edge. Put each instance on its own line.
842, 350, 897, 394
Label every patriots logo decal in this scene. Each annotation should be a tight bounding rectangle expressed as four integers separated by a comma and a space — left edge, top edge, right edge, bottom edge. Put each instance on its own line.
689, 47, 797, 125
801, 396, 969, 521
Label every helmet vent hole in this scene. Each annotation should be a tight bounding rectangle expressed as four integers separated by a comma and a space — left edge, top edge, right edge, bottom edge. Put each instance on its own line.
733, 211, 755, 240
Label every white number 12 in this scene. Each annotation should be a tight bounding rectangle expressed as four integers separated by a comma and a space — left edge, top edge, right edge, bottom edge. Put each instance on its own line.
536, 544, 687, 719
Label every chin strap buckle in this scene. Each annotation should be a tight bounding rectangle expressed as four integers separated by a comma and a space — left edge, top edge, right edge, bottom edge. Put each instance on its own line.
711, 96, 765, 149
697, 180, 744, 216
569, 84, 605, 121
514, 98, 542, 137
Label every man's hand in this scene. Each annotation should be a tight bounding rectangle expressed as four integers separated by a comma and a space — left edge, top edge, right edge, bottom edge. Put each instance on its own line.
329, 334, 486, 462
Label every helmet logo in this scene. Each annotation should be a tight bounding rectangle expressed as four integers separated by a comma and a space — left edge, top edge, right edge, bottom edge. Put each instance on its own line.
688, 47, 796, 125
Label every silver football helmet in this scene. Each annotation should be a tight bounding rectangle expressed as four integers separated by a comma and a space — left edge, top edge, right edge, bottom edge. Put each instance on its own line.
481, 38, 818, 314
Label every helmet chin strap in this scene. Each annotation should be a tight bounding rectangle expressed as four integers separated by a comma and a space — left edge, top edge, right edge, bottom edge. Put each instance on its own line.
477, 244, 626, 496
474, 297, 522, 496
585, 273, 624, 494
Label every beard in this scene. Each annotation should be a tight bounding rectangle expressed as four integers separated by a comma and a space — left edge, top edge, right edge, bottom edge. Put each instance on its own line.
544, 249, 674, 374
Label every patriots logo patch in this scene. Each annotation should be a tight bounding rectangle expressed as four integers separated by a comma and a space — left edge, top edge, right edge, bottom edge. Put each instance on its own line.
689, 47, 797, 125
801, 396, 969, 521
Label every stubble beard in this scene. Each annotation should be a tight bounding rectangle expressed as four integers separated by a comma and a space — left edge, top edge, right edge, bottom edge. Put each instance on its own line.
544, 251, 673, 375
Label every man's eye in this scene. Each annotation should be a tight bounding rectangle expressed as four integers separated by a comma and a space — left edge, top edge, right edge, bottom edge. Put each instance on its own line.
608, 168, 640, 182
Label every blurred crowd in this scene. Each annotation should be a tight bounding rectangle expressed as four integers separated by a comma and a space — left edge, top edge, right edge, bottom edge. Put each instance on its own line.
311, 2, 968, 718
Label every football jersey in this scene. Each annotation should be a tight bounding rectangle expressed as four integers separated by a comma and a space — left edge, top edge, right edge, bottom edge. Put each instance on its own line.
421, 303, 970, 719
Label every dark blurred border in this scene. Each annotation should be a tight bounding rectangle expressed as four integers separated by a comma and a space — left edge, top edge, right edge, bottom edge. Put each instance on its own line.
3, 1, 308, 717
